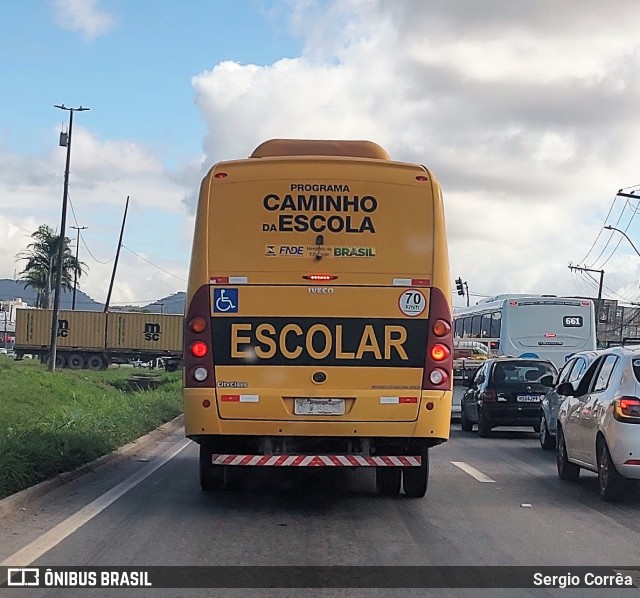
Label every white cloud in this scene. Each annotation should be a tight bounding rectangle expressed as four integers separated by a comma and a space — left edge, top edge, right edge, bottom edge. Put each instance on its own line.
51, 0, 116, 41
0, 129, 194, 306
191, 0, 640, 305
6, 0, 640, 310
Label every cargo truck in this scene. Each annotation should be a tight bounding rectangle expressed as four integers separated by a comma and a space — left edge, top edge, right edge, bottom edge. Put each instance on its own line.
13, 309, 183, 371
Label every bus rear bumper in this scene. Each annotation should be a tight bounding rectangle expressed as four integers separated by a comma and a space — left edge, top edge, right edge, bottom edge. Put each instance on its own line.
184, 388, 452, 440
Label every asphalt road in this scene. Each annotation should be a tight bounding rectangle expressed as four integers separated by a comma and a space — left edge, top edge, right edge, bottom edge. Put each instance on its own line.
1, 422, 639, 597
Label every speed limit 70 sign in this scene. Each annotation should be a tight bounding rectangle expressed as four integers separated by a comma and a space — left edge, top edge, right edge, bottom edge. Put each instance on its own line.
399, 289, 426, 317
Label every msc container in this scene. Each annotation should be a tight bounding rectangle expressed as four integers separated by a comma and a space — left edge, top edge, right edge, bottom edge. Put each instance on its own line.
106, 312, 183, 353
14, 309, 106, 350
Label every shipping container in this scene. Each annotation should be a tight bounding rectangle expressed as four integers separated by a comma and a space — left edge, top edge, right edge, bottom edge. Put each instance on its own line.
106, 312, 182, 353
14, 309, 183, 370
15, 309, 106, 350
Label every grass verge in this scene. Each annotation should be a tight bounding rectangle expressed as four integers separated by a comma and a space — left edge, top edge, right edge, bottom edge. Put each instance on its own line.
0, 357, 183, 499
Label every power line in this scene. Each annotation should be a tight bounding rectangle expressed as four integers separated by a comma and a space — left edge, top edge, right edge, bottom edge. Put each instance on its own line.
68, 190, 80, 229
578, 185, 640, 270
80, 236, 114, 265
587, 199, 632, 268
121, 244, 188, 282
578, 192, 618, 265
67, 190, 114, 264
593, 200, 640, 269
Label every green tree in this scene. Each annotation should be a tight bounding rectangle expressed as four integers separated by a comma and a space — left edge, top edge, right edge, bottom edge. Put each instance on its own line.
17, 225, 87, 308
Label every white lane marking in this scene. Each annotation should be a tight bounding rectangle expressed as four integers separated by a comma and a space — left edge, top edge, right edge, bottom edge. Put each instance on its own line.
1, 439, 190, 568
451, 461, 496, 483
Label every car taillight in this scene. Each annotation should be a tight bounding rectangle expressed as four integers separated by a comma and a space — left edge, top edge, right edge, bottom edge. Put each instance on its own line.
481, 389, 497, 403
613, 396, 640, 422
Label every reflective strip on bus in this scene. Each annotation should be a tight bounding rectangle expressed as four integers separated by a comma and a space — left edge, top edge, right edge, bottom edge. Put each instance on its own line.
210, 454, 422, 466
379, 396, 419, 404
220, 394, 260, 402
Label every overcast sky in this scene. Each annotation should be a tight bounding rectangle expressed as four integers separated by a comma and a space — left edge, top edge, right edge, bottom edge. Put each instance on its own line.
2, 0, 640, 308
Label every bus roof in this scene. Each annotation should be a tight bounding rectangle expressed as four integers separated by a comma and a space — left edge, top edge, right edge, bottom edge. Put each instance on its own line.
250, 139, 391, 160
453, 295, 593, 315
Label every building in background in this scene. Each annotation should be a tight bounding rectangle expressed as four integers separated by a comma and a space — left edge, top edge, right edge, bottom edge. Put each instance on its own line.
0, 298, 29, 349
596, 298, 640, 347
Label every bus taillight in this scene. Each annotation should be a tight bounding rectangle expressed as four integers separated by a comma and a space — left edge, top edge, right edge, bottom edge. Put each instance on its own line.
303, 274, 338, 281
193, 367, 209, 382
432, 319, 451, 337
184, 284, 215, 388
422, 287, 453, 390
429, 368, 449, 386
430, 344, 450, 361
191, 341, 208, 358
188, 316, 207, 333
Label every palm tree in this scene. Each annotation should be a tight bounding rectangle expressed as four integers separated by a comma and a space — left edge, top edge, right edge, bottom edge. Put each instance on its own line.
17, 225, 87, 308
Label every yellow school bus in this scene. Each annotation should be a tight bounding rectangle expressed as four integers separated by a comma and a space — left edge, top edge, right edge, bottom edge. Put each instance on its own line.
183, 139, 453, 497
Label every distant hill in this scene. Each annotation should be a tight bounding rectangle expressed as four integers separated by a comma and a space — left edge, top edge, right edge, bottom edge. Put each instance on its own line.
144, 292, 186, 314
0, 279, 186, 314
0, 279, 103, 310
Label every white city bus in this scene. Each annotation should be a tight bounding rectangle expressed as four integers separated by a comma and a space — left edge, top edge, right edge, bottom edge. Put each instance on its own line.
452, 295, 597, 368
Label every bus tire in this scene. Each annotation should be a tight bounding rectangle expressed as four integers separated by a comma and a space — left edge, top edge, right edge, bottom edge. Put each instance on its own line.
200, 445, 224, 491
477, 410, 492, 437
87, 355, 106, 371
403, 450, 429, 498
376, 467, 401, 496
460, 405, 473, 432
67, 353, 85, 370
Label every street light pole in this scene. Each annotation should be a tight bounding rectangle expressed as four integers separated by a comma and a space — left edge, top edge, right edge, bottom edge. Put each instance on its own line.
604, 225, 640, 258
48, 104, 89, 371
70, 225, 88, 310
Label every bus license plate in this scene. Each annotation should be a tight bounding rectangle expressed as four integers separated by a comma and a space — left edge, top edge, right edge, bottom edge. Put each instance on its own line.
295, 399, 345, 415
516, 395, 542, 403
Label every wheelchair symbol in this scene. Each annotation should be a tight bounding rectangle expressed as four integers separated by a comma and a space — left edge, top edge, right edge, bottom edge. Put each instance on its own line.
214, 288, 238, 313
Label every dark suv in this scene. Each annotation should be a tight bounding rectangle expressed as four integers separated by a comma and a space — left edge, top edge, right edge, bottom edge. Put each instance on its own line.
460, 358, 558, 437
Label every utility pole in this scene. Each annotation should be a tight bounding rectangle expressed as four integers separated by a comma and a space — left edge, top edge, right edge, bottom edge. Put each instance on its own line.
70, 225, 88, 310
568, 264, 604, 333
104, 196, 129, 312
48, 104, 90, 371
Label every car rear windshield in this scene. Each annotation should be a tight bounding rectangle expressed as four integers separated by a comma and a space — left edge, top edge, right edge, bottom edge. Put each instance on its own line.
492, 361, 556, 384
632, 357, 640, 383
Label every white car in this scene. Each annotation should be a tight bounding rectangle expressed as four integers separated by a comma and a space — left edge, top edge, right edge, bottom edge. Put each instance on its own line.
556, 345, 640, 501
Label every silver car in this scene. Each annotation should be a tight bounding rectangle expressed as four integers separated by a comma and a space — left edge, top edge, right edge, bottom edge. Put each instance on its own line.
556, 346, 640, 501
539, 351, 599, 449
